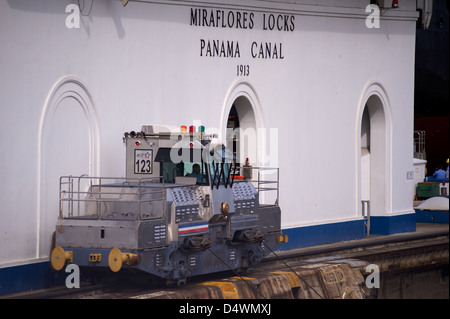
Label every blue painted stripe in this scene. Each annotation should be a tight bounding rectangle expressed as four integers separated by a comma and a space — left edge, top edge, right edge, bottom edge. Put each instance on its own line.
280, 213, 418, 250
0, 261, 65, 296
370, 213, 416, 235
415, 209, 449, 224
279, 219, 365, 251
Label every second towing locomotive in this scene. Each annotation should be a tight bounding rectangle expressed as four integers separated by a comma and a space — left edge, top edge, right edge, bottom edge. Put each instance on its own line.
50, 124, 287, 285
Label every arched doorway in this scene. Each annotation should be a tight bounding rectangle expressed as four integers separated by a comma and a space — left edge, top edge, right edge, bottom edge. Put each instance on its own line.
361, 106, 371, 202
361, 95, 387, 217
221, 80, 262, 168
37, 76, 99, 258
226, 96, 257, 170
358, 82, 392, 229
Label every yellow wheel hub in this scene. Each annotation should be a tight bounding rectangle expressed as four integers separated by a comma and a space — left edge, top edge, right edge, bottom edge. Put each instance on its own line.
108, 248, 139, 272
108, 248, 124, 272
50, 246, 72, 271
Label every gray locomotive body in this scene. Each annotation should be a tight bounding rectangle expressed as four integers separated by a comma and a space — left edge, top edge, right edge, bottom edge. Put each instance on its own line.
51, 125, 286, 285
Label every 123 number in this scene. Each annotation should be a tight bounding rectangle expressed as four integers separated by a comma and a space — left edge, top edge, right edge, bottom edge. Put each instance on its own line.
135, 159, 151, 173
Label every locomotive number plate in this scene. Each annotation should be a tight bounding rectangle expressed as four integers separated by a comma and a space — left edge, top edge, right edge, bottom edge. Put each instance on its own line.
134, 149, 153, 174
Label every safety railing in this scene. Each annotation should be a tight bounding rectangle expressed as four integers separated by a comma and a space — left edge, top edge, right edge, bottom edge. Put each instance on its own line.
238, 166, 280, 207
414, 130, 426, 160
59, 176, 166, 221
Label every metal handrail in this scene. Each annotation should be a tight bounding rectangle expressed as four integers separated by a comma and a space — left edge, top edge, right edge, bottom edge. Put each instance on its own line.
59, 176, 166, 221
245, 166, 280, 207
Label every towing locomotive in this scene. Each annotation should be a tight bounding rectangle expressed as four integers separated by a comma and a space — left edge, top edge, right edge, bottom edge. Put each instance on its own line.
50, 124, 286, 285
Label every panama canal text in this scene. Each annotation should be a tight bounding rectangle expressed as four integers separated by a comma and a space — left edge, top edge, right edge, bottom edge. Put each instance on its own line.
190, 7, 293, 61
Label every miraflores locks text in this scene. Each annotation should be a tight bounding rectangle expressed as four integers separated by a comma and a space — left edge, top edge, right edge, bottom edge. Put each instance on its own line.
190, 8, 295, 59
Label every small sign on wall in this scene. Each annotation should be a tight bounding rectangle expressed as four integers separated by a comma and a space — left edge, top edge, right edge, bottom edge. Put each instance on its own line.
407, 171, 414, 180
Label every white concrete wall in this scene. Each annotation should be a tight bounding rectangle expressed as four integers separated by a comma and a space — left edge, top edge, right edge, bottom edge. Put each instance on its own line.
0, 0, 418, 266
